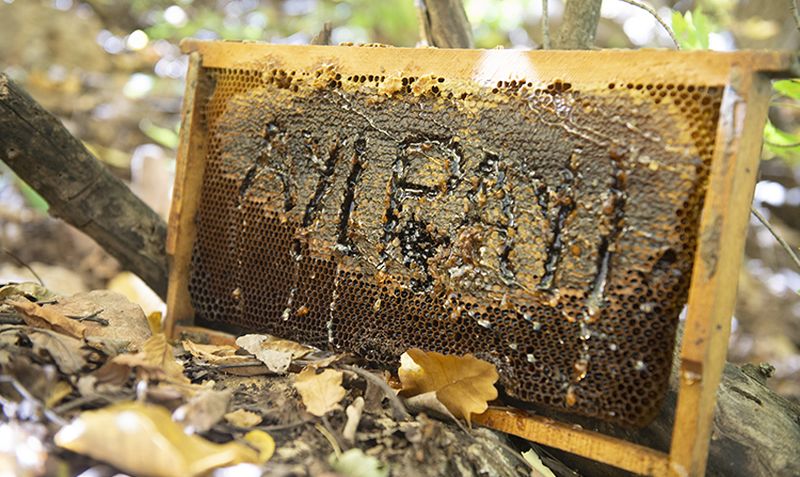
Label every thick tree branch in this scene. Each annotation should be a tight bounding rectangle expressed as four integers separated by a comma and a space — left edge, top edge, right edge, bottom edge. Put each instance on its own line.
554, 0, 603, 49
0, 74, 168, 299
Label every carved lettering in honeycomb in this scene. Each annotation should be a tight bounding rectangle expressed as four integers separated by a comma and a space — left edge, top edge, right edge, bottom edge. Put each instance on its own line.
188, 65, 721, 426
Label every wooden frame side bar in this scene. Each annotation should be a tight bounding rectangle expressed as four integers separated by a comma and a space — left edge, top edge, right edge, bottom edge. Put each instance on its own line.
668, 71, 772, 476
474, 409, 670, 476
165, 52, 209, 337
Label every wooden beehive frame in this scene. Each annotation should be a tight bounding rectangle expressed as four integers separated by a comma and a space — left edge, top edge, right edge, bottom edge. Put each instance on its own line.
165, 41, 797, 476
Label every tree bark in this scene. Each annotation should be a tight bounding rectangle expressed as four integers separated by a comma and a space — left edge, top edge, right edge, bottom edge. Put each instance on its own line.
554, 0, 604, 49
415, 0, 474, 48
0, 74, 168, 299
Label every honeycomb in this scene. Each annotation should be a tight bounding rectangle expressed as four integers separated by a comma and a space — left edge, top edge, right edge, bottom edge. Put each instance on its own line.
186, 57, 722, 427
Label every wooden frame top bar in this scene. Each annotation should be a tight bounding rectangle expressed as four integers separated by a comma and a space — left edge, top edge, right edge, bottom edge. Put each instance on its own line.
182, 40, 798, 85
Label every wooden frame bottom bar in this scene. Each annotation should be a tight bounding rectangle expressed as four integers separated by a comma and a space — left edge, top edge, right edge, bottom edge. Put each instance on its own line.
474, 409, 670, 476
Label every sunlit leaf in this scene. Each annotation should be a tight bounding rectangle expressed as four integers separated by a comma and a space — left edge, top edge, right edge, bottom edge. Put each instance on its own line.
773, 79, 800, 100
54, 401, 259, 477
183, 339, 251, 365
398, 348, 498, 426
294, 366, 346, 416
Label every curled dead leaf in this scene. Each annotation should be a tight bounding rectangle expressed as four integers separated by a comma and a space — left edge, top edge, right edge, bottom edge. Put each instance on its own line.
294, 367, 346, 417
183, 340, 251, 365
8, 299, 86, 339
398, 348, 498, 426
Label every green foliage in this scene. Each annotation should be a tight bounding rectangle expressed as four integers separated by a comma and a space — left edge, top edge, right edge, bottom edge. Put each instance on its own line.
773, 80, 800, 101
671, 9, 712, 50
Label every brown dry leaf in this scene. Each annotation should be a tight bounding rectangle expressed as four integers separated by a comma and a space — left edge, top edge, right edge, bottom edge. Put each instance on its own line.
398, 348, 498, 425
173, 388, 232, 433
111, 333, 189, 384
26, 328, 87, 375
236, 334, 313, 373
224, 409, 262, 428
183, 340, 251, 365
294, 366, 346, 416
8, 299, 86, 339
54, 401, 259, 477
236, 334, 313, 358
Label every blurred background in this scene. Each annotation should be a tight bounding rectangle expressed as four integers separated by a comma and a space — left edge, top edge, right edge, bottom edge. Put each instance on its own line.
0, 0, 798, 400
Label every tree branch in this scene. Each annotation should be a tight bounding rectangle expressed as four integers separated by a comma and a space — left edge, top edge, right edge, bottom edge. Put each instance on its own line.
0, 74, 168, 299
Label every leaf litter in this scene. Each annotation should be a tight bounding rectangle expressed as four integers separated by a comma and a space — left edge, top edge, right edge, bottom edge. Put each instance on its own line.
0, 282, 551, 476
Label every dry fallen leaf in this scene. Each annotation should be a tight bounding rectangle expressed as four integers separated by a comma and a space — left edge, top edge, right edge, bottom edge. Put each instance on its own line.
173, 388, 232, 433
54, 401, 259, 477
236, 334, 312, 373
26, 328, 86, 375
294, 367, 346, 416
398, 348, 498, 426
183, 340, 251, 366
8, 299, 86, 339
224, 409, 262, 428
111, 333, 189, 384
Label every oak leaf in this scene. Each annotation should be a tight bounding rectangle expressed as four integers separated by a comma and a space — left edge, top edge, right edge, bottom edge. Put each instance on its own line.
294, 366, 346, 416
398, 348, 498, 425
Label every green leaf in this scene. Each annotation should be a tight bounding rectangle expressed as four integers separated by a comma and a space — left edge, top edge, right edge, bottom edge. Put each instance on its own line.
764, 120, 800, 163
329, 449, 389, 477
693, 10, 710, 49
773, 79, 800, 100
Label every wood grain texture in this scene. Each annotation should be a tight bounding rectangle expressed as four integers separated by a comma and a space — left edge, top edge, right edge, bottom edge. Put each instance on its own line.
0, 74, 168, 298
669, 70, 773, 477
474, 408, 670, 476
165, 52, 209, 335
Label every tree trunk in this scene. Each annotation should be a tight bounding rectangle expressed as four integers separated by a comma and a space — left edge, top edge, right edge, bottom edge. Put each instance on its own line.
555, 0, 604, 49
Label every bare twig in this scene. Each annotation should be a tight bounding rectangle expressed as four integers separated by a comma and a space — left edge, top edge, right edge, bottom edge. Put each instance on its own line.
791, 0, 800, 32
340, 364, 410, 421
618, 0, 680, 49
2, 248, 45, 287
541, 0, 551, 49
751, 206, 800, 271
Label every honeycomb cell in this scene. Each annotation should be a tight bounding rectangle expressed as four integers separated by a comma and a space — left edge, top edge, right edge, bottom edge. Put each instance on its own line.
187, 64, 721, 427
